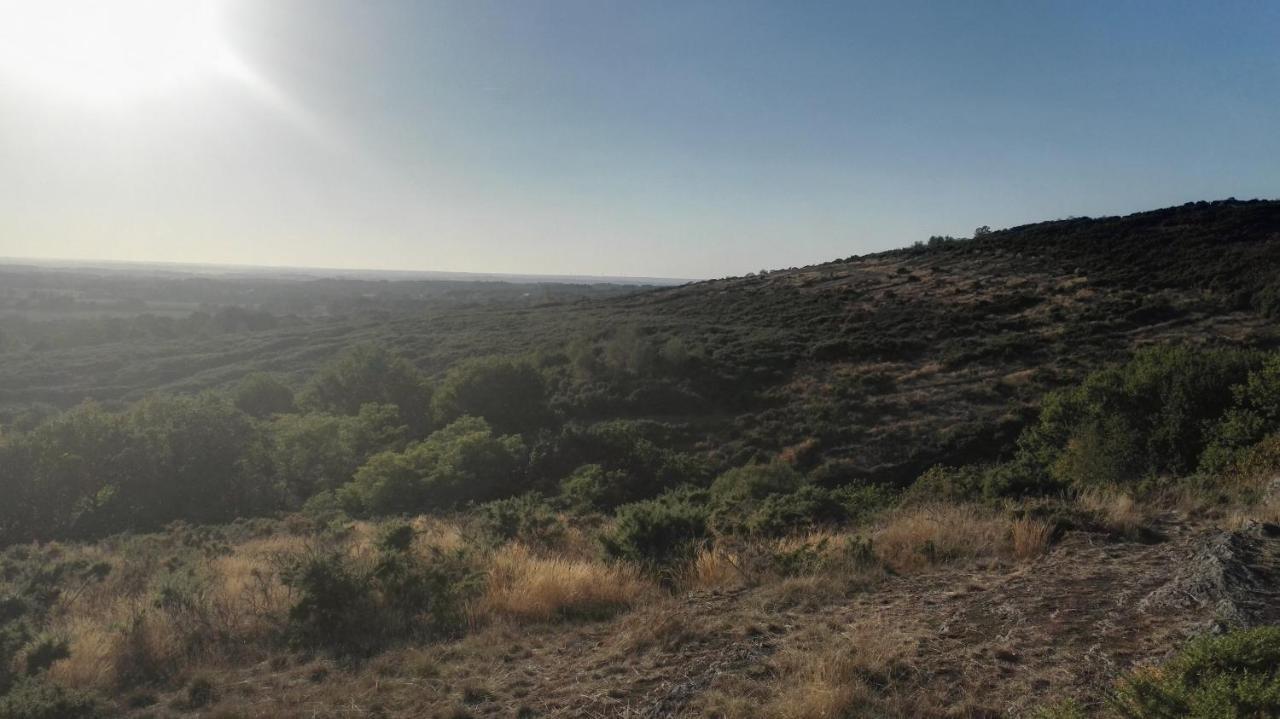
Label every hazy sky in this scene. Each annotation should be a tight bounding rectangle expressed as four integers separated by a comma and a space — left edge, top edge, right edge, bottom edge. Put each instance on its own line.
1, 0, 1277, 278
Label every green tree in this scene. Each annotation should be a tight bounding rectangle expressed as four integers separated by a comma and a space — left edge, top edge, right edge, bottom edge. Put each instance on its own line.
233, 372, 295, 418
339, 417, 526, 515
303, 344, 434, 436
432, 356, 549, 435
259, 404, 406, 506
1018, 346, 1258, 488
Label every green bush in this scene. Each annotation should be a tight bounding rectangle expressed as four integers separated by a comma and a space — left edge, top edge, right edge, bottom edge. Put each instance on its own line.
259, 404, 407, 506
532, 421, 710, 508
601, 488, 710, 566
475, 494, 564, 547
0, 679, 102, 719
1019, 345, 1259, 489
280, 537, 477, 655
339, 417, 526, 515
708, 462, 803, 506
1111, 626, 1280, 718
559, 463, 632, 511
432, 356, 550, 435
233, 372, 295, 418
280, 549, 381, 653
302, 344, 434, 436
1201, 354, 1280, 473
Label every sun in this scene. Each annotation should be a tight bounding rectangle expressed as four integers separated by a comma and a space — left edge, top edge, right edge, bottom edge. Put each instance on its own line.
0, 0, 234, 103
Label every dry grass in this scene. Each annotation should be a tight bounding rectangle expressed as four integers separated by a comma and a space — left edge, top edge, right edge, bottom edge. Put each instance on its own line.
1011, 517, 1053, 559
1078, 489, 1148, 536
46, 534, 298, 692
608, 597, 709, 655
682, 546, 748, 591
477, 544, 653, 623
872, 504, 1014, 573
764, 620, 919, 719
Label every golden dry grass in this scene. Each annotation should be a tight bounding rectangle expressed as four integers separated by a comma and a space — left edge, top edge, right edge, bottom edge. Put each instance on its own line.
682, 546, 748, 591
1011, 517, 1053, 559
1078, 489, 1147, 535
872, 504, 1013, 573
46, 534, 299, 692
764, 620, 918, 719
477, 544, 653, 623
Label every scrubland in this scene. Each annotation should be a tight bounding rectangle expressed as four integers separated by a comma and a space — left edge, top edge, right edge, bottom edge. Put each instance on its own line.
4, 200, 1280, 717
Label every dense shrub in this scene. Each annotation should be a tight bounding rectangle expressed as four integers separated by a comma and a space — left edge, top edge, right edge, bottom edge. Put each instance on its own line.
0, 394, 265, 544
432, 356, 550, 435
302, 344, 434, 436
339, 417, 526, 515
1019, 346, 1260, 488
601, 489, 710, 566
475, 494, 565, 547
559, 463, 632, 512
0, 679, 102, 719
280, 533, 477, 654
531, 421, 711, 508
709, 462, 804, 506
258, 404, 406, 505
1101, 626, 1280, 718
232, 372, 295, 418
1201, 354, 1280, 473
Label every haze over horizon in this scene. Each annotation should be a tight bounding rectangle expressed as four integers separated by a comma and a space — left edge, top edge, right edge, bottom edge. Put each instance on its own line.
1, 0, 1277, 278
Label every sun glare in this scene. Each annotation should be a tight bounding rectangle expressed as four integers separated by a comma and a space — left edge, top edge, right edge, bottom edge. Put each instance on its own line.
0, 0, 233, 103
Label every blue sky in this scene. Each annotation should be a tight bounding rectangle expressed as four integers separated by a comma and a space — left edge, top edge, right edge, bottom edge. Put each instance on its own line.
1, 0, 1277, 278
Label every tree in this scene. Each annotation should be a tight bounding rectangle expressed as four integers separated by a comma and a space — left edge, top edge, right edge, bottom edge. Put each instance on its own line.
339, 417, 526, 515
432, 356, 549, 435
260, 404, 406, 506
233, 372, 295, 418
302, 344, 434, 436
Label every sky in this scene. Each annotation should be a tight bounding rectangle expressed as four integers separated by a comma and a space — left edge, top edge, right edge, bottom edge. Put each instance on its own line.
0, 0, 1277, 279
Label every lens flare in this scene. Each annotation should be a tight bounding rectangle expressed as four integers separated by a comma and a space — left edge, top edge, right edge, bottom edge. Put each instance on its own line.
0, 0, 233, 103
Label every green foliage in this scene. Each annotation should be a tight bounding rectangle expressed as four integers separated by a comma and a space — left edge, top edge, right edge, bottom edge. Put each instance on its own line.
232, 372, 295, 418
709, 462, 804, 506
475, 494, 564, 547
0, 547, 113, 715
1201, 355, 1280, 473
601, 488, 710, 566
1110, 626, 1280, 718
280, 538, 477, 655
706, 462, 894, 536
432, 356, 550, 435
602, 326, 659, 375
340, 417, 526, 515
302, 344, 434, 436
0, 394, 264, 544
258, 404, 406, 505
532, 421, 711, 510
559, 464, 631, 512
1020, 346, 1259, 489
0, 679, 102, 719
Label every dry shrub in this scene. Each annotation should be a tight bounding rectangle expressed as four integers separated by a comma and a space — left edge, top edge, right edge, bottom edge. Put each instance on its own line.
873, 504, 1011, 573
682, 546, 747, 591
477, 544, 652, 623
49, 602, 184, 690
1011, 517, 1052, 560
410, 516, 468, 553
1078, 489, 1147, 536
47, 534, 300, 692
765, 621, 918, 719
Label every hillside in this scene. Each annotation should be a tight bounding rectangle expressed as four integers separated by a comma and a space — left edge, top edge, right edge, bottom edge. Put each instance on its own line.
4, 199, 1279, 480
4, 199, 1280, 719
